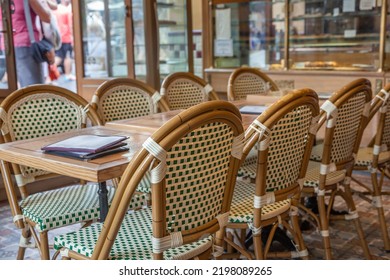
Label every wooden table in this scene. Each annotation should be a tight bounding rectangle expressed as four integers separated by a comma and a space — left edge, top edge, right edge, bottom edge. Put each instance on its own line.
0, 126, 151, 222
105, 101, 264, 133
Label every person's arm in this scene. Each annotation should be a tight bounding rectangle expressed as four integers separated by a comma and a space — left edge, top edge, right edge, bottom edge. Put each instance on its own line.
46, 0, 58, 10
29, 0, 51, 23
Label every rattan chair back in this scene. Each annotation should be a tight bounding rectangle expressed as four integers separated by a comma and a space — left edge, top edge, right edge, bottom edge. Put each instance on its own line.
241, 88, 319, 259
0, 84, 101, 195
160, 72, 219, 110
91, 78, 169, 124
227, 67, 279, 101
90, 101, 244, 259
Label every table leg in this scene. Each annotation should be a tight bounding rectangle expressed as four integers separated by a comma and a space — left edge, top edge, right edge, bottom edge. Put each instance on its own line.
98, 181, 108, 222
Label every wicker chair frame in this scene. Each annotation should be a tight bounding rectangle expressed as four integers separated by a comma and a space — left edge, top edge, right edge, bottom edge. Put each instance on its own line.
160, 72, 219, 110
91, 78, 169, 124
352, 83, 390, 252
54, 101, 244, 260
227, 67, 279, 101
0, 84, 103, 260
300, 78, 373, 260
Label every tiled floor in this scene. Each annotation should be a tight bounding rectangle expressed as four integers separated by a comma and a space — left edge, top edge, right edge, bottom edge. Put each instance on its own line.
0, 172, 389, 260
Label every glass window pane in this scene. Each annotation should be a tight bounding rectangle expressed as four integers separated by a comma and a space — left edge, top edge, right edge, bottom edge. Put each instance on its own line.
82, 0, 128, 78
132, 0, 146, 81
0, 7, 8, 89
158, 0, 189, 81
212, 0, 284, 70
289, 0, 382, 71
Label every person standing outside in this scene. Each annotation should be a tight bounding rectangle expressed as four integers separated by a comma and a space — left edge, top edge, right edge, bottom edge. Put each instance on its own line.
54, 0, 74, 81
11, 0, 52, 87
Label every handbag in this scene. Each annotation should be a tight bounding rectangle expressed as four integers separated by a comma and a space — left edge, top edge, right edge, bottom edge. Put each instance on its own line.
42, 14, 62, 51
24, 0, 55, 65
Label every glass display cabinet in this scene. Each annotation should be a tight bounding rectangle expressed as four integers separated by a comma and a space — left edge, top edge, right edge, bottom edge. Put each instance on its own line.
72, 0, 193, 100
202, 0, 390, 94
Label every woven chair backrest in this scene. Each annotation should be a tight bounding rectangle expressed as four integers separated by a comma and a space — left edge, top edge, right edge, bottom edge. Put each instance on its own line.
96, 101, 244, 260
161, 72, 218, 110
244, 89, 319, 194
93, 78, 163, 123
324, 80, 372, 164
377, 85, 390, 149
0, 85, 100, 181
228, 67, 279, 101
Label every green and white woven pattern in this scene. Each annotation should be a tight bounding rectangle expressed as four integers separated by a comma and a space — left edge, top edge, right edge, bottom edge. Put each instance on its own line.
229, 181, 290, 223
264, 105, 312, 192
303, 161, 346, 188
99, 85, 156, 122
164, 79, 207, 110
20, 184, 148, 232
54, 208, 212, 260
165, 122, 233, 232
237, 148, 257, 179
233, 73, 271, 100
329, 92, 366, 163
20, 184, 115, 232
4, 94, 86, 179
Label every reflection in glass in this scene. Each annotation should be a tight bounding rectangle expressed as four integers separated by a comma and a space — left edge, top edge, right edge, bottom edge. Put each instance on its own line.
132, 0, 146, 81
212, 1, 284, 70
157, 0, 189, 81
0, 6, 7, 89
289, 0, 382, 71
82, 0, 128, 78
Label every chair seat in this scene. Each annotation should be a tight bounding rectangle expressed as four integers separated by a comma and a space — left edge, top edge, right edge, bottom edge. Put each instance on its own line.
354, 147, 390, 168
303, 161, 346, 188
229, 181, 291, 223
54, 207, 212, 260
309, 144, 323, 161
20, 184, 147, 232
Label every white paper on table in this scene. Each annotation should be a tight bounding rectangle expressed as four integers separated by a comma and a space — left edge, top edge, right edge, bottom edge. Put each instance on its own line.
215, 8, 231, 39
343, 0, 356, 12
359, 0, 375, 10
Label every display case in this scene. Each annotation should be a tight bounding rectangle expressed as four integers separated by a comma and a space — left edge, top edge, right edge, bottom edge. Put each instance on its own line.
202, 0, 390, 95
73, 0, 193, 100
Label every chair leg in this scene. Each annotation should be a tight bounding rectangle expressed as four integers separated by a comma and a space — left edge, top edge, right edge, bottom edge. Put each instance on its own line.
342, 183, 372, 259
372, 171, 390, 251
290, 212, 309, 260
39, 232, 50, 260
317, 194, 333, 260
17, 226, 31, 260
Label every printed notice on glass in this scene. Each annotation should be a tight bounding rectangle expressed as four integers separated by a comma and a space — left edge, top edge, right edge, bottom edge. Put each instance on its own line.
214, 39, 233, 57
344, 29, 357, 38
359, 0, 375, 10
343, 0, 356, 12
215, 8, 231, 39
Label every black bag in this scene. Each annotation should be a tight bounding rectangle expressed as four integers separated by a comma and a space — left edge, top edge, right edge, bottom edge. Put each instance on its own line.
31, 37, 55, 64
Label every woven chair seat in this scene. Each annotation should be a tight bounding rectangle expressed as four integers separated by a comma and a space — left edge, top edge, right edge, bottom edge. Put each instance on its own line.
354, 147, 390, 167
303, 161, 346, 188
20, 184, 147, 232
237, 148, 257, 179
228, 181, 291, 223
54, 207, 212, 260
309, 144, 323, 161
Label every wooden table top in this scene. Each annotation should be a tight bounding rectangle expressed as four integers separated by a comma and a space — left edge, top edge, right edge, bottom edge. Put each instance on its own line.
105, 100, 266, 133
0, 126, 151, 183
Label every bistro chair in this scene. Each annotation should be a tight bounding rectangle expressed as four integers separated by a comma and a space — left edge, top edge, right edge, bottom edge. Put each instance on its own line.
90, 77, 169, 124
160, 72, 219, 110
227, 67, 279, 101
351, 83, 390, 252
300, 78, 373, 259
90, 78, 170, 201
0, 84, 116, 260
53, 100, 244, 260
224, 89, 319, 259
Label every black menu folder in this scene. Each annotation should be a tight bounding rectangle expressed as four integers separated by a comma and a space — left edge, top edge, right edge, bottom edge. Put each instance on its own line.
41, 135, 129, 160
